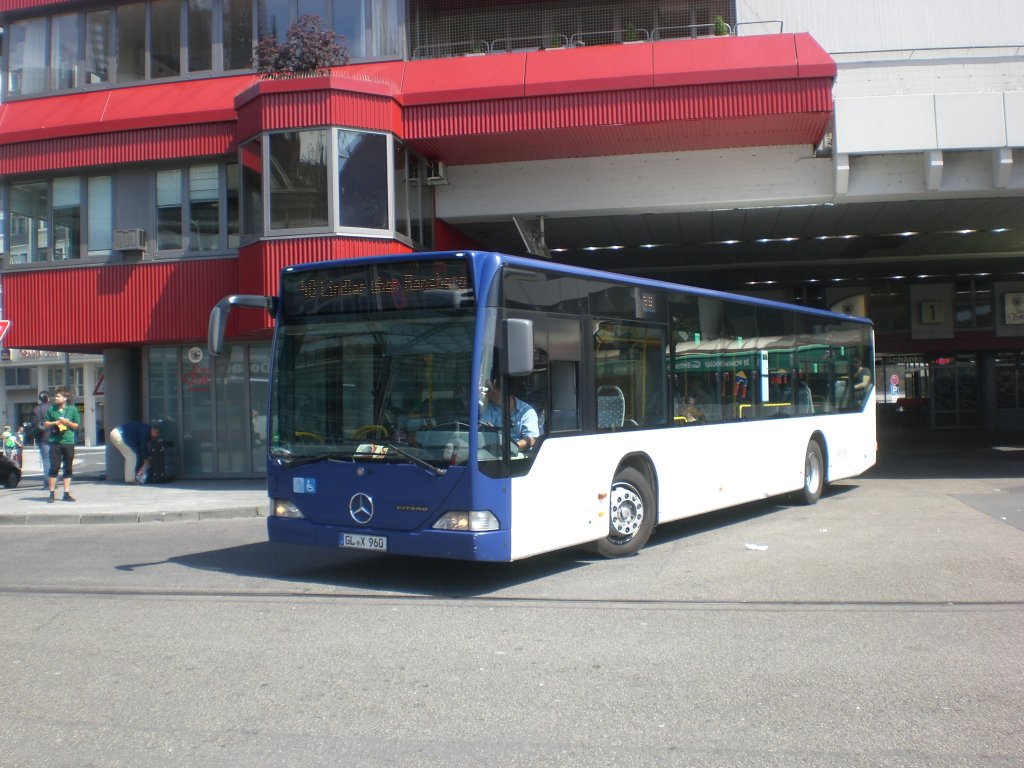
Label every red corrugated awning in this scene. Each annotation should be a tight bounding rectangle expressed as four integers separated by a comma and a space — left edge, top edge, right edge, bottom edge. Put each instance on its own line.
398, 33, 835, 163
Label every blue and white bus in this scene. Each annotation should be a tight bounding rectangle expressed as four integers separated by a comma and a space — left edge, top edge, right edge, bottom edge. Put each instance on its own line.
209, 251, 875, 561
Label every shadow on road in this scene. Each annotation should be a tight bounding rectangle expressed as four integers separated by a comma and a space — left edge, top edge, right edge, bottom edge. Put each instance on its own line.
140, 489, 855, 597
118, 423, 1023, 596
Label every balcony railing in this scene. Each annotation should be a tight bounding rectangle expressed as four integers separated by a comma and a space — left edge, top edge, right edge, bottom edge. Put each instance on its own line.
410, 22, 750, 60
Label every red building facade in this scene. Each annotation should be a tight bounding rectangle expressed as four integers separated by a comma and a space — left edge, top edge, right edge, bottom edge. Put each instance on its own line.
0, 0, 835, 475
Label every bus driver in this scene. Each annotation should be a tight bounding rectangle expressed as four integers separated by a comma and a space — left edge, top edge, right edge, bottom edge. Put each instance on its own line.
482, 378, 539, 454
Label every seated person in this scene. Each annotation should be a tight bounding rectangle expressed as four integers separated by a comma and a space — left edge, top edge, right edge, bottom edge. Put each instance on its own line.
676, 395, 705, 424
481, 377, 539, 454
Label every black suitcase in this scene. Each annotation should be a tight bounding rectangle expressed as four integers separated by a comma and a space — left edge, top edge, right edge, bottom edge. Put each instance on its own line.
148, 439, 178, 483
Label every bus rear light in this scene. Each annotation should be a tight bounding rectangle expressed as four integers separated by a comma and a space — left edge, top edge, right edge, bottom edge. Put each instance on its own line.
432, 511, 499, 532
272, 499, 304, 518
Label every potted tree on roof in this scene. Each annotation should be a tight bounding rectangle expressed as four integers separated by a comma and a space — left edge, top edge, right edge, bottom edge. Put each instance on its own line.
254, 15, 349, 79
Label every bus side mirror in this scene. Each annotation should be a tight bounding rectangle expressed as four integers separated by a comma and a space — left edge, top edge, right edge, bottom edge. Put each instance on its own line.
208, 295, 277, 356
506, 318, 534, 377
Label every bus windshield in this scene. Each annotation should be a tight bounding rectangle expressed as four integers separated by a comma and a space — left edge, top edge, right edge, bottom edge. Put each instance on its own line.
270, 310, 477, 469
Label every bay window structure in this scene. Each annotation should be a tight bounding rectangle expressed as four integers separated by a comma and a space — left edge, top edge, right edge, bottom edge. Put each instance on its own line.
241, 128, 433, 249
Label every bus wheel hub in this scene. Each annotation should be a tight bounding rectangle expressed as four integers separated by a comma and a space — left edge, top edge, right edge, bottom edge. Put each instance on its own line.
609, 483, 644, 537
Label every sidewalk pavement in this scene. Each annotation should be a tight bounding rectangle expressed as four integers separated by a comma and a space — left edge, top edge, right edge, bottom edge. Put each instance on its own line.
0, 460, 268, 526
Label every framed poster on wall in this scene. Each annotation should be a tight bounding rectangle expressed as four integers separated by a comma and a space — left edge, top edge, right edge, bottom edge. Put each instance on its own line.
1005, 292, 1024, 325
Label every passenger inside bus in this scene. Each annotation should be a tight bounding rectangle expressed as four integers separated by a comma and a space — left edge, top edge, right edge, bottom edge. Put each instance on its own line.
851, 356, 872, 406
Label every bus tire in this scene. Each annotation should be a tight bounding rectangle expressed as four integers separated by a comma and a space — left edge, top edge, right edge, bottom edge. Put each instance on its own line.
598, 467, 655, 558
799, 439, 825, 505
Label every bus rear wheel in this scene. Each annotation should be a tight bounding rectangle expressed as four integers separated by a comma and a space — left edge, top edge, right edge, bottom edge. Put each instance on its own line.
598, 467, 655, 558
799, 440, 825, 505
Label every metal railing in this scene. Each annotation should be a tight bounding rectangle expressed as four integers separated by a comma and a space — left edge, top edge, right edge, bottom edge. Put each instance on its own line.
411, 22, 757, 58
734, 20, 784, 35
569, 28, 651, 46
491, 34, 570, 53
411, 40, 491, 58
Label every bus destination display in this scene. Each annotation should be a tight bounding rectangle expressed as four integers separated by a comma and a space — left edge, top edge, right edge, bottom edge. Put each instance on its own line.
283, 259, 473, 317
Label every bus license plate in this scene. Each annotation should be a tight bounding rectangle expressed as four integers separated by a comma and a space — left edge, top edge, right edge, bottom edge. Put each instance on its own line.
341, 533, 387, 552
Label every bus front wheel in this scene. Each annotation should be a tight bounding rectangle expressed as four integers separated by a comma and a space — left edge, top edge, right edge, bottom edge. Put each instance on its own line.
598, 467, 655, 558
800, 440, 825, 505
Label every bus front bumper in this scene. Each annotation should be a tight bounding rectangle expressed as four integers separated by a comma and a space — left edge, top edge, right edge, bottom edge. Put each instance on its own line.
267, 516, 513, 562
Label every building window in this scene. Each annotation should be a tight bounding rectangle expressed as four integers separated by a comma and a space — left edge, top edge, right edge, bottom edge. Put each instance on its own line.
338, 130, 388, 230
226, 163, 241, 248
51, 13, 81, 91
157, 169, 184, 250
117, 3, 148, 82
6, 175, 113, 264
52, 177, 82, 261
188, 0, 215, 73
269, 130, 330, 231
954, 279, 993, 330
258, 0, 291, 40
151, 0, 183, 78
240, 139, 263, 237
393, 143, 409, 240
4, 0, 407, 99
189, 165, 221, 251
8, 18, 48, 96
9, 180, 50, 263
88, 176, 114, 257
155, 164, 234, 254
335, 0, 403, 59
223, 0, 255, 71
4, 368, 32, 387
394, 139, 433, 249
86, 10, 113, 84
48, 366, 84, 398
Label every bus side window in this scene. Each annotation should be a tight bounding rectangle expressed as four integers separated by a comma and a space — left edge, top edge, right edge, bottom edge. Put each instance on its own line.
549, 360, 579, 432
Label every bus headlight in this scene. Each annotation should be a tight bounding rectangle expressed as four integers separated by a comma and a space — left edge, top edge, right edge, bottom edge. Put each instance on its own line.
272, 499, 304, 518
432, 511, 499, 532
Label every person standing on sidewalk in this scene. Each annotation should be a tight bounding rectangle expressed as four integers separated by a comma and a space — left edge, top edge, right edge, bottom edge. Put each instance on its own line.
32, 392, 52, 488
45, 386, 80, 503
109, 421, 159, 483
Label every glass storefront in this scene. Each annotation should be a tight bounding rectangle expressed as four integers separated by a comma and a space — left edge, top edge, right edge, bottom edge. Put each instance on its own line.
930, 354, 978, 429
148, 342, 269, 476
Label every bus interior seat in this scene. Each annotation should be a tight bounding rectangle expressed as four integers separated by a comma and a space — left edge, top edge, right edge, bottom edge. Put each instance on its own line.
597, 385, 625, 429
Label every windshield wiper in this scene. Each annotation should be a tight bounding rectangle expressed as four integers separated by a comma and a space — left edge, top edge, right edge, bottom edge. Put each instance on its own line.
381, 442, 447, 477
277, 451, 354, 469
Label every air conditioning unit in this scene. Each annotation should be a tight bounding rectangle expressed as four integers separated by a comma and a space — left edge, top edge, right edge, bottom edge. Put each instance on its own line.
426, 161, 449, 186
114, 228, 146, 252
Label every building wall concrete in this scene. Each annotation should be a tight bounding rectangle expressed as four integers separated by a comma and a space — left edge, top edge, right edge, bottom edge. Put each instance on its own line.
736, 0, 1024, 51
437, 145, 834, 221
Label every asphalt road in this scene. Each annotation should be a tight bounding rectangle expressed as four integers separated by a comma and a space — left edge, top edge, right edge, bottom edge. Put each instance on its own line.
1, 443, 1022, 767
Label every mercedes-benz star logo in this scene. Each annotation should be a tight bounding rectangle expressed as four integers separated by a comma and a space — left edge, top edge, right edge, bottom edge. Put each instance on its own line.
349, 493, 374, 524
